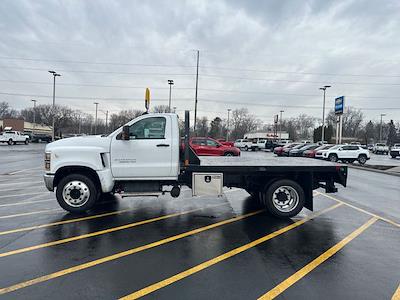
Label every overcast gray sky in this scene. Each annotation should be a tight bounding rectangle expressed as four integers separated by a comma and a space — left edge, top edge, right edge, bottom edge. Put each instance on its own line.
0, 0, 399, 125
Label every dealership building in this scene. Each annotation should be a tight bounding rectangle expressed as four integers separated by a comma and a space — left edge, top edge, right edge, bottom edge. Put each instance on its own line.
0, 118, 52, 134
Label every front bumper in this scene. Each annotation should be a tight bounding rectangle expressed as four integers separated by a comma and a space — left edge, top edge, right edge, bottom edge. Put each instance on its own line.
43, 174, 55, 191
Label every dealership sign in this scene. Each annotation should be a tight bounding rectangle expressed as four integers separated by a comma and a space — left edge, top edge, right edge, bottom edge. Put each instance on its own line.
335, 96, 344, 115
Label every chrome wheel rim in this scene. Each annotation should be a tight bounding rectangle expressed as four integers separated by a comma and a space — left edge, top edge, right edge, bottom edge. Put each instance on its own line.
225, 153, 233, 156
271, 186, 299, 212
359, 157, 366, 164
62, 180, 90, 207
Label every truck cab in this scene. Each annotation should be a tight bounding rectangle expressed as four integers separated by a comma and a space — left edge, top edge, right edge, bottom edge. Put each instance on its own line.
44, 113, 180, 212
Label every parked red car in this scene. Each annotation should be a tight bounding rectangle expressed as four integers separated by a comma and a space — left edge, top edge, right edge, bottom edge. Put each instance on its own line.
190, 137, 240, 156
217, 139, 234, 147
273, 143, 299, 156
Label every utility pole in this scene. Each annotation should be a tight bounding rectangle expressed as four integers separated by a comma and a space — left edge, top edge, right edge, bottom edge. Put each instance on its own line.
78, 114, 82, 134
279, 110, 284, 140
319, 85, 331, 143
94, 102, 99, 134
380, 113, 386, 142
31, 99, 37, 130
226, 109, 231, 141
105, 110, 109, 134
168, 79, 174, 112
48, 70, 61, 141
194, 50, 200, 134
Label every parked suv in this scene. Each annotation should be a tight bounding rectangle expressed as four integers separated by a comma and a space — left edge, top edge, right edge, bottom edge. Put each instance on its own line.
373, 143, 389, 155
322, 145, 370, 164
190, 137, 240, 156
390, 144, 400, 158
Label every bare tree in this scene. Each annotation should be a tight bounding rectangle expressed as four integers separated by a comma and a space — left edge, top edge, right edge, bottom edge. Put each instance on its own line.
152, 105, 170, 113
0, 101, 19, 118
196, 116, 209, 137
109, 109, 144, 130
327, 107, 364, 138
230, 108, 260, 140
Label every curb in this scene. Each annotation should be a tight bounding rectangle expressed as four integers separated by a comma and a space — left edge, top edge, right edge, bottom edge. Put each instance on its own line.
347, 164, 400, 177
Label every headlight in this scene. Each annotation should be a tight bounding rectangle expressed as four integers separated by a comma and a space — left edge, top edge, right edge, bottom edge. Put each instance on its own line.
45, 152, 51, 171
45, 152, 51, 160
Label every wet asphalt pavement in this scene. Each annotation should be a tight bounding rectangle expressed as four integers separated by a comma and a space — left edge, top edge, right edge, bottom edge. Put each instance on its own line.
0, 144, 399, 299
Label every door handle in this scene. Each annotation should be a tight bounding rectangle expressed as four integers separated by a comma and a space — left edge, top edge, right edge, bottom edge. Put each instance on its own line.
156, 144, 170, 147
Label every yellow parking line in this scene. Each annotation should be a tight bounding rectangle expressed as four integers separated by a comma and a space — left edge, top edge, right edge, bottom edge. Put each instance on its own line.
0, 204, 226, 257
0, 209, 62, 219
119, 203, 342, 300
316, 191, 400, 228
393, 283, 400, 300
0, 207, 134, 236
258, 217, 378, 299
0, 209, 263, 295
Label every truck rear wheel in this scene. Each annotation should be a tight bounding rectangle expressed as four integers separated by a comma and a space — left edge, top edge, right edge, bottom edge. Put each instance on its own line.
8, 139, 13, 145
56, 173, 99, 213
263, 179, 305, 218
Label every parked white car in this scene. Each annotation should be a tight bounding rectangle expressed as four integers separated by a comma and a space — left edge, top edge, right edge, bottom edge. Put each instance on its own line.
373, 143, 389, 155
233, 139, 252, 151
390, 144, 400, 158
314, 144, 338, 159
0, 131, 30, 145
322, 145, 370, 164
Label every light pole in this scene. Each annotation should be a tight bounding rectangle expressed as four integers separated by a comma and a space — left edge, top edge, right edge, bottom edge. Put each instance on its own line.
31, 99, 37, 129
94, 102, 99, 134
380, 113, 386, 142
48, 70, 61, 141
226, 109, 231, 141
279, 110, 284, 140
168, 79, 174, 112
319, 85, 331, 142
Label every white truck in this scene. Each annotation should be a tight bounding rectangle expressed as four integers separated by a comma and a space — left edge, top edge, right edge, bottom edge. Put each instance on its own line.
389, 144, 400, 158
43, 111, 348, 218
0, 131, 30, 145
373, 143, 389, 155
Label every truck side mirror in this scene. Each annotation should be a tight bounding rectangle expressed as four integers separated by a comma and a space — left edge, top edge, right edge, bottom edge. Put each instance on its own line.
122, 125, 130, 140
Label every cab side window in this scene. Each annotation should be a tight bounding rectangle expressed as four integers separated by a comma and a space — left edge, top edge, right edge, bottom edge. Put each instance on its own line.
207, 139, 219, 147
129, 117, 166, 139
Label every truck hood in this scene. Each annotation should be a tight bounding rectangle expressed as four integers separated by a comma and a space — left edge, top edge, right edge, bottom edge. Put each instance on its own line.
45, 135, 111, 152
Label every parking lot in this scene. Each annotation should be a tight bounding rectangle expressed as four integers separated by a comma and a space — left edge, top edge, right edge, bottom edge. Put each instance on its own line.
0, 143, 399, 299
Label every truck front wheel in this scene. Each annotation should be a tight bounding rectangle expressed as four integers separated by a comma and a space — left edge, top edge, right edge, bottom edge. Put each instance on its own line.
56, 173, 99, 213
263, 179, 305, 218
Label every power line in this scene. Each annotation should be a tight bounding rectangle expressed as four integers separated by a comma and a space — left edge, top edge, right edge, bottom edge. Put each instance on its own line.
1, 55, 400, 78
1, 66, 399, 86
0, 66, 194, 76
1, 91, 399, 111
0, 80, 399, 99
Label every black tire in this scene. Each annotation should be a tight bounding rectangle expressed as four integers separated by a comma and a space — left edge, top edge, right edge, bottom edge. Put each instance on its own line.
24, 139, 29, 145
391, 155, 397, 159
358, 154, 367, 165
244, 146, 248, 151
263, 179, 305, 218
328, 154, 338, 162
224, 152, 234, 156
8, 139, 13, 145
56, 173, 99, 213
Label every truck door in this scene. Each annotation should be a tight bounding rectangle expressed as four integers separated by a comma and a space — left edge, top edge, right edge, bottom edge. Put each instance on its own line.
110, 116, 173, 178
